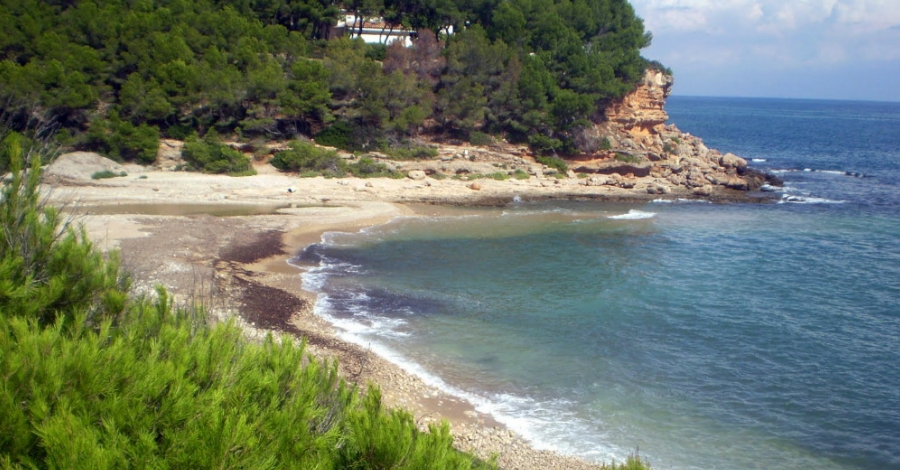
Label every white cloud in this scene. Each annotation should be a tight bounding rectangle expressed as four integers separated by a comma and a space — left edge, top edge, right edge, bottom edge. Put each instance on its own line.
631, 0, 900, 100
633, 0, 900, 63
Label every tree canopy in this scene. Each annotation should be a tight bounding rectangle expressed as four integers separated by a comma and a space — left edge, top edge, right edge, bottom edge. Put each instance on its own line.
0, 0, 663, 157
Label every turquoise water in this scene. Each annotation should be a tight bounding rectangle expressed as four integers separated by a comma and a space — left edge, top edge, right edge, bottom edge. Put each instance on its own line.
297, 98, 900, 469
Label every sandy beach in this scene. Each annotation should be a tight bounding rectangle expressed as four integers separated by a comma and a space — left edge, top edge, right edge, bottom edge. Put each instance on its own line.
47, 166, 739, 469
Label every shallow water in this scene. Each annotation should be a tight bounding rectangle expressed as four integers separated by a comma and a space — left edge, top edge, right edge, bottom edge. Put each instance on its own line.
298, 98, 900, 469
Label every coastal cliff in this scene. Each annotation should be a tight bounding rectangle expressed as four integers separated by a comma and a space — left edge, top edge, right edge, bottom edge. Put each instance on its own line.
573, 69, 774, 195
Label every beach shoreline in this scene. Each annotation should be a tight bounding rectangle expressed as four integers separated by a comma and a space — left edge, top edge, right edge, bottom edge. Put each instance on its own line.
49, 168, 771, 469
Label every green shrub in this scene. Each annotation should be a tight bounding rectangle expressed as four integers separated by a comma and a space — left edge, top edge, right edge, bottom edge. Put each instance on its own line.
347, 157, 401, 178
91, 170, 127, 179
314, 120, 356, 150
484, 172, 509, 181
528, 134, 563, 156
535, 155, 568, 173
314, 120, 385, 152
385, 146, 438, 160
271, 140, 346, 177
469, 131, 493, 147
599, 137, 612, 151
614, 152, 643, 164
84, 112, 159, 164
513, 169, 530, 180
182, 133, 255, 176
1, 133, 128, 327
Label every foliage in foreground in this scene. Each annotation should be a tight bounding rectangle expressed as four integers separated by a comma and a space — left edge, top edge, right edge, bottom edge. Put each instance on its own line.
0, 134, 489, 469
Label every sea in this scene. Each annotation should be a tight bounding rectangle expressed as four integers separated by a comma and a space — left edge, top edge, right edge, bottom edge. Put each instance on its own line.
294, 97, 900, 470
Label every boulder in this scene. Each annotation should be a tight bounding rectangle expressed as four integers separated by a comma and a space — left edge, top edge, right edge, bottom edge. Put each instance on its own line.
720, 153, 748, 169
647, 183, 671, 195
407, 170, 427, 180
45, 152, 128, 181
667, 174, 686, 186
584, 176, 608, 187
693, 185, 713, 196
467, 182, 482, 191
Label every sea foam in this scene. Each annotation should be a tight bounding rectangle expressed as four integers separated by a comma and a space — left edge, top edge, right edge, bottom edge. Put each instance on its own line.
608, 210, 657, 220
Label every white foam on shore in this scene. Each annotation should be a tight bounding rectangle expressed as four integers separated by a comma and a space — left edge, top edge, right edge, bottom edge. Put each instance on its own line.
300, 235, 630, 464
307, 288, 628, 462
608, 210, 657, 220
651, 198, 710, 204
778, 195, 846, 205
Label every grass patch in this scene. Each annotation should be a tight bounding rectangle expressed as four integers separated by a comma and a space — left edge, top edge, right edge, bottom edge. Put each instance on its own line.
614, 152, 643, 164
91, 170, 127, 179
535, 155, 568, 173
512, 169, 531, 180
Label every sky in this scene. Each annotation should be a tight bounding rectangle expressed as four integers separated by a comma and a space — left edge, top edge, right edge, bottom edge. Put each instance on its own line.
630, 0, 900, 101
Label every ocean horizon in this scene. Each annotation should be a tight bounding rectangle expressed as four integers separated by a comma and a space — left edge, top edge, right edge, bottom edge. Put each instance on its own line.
296, 96, 900, 469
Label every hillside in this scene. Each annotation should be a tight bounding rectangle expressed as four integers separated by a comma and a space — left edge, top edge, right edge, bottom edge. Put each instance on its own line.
1, 0, 656, 161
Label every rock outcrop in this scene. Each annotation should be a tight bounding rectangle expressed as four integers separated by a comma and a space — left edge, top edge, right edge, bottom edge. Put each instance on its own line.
573, 69, 777, 194
604, 70, 673, 137
45, 152, 129, 181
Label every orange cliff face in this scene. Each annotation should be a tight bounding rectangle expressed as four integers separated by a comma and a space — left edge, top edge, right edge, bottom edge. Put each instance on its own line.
604, 70, 673, 139
570, 69, 779, 194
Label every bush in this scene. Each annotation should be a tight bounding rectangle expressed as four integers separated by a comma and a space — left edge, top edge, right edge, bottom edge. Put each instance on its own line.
528, 134, 563, 156
84, 113, 159, 164
1, 133, 128, 327
469, 131, 493, 147
91, 170, 127, 179
385, 146, 438, 160
314, 120, 384, 152
512, 169, 530, 180
182, 133, 255, 176
614, 153, 643, 164
271, 140, 346, 177
347, 157, 401, 178
535, 155, 568, 174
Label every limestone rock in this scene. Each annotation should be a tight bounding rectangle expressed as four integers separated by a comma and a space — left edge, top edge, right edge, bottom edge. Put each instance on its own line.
720, 153, 748, 169
467, 182, 482, 191
603, 69, 673, 136
647, 183, 671, 195
407, 170, 427, 180
693, 185, 713, 196
45, 152, 128, 181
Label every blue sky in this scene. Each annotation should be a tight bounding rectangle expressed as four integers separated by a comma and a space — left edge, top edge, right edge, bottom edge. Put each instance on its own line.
631, 0, 900, 101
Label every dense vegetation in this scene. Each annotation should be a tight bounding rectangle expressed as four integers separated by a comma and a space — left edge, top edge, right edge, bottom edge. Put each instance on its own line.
0, 0, 661, 160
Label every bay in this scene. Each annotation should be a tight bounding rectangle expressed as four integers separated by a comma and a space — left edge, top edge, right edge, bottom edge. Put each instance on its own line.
298, 97, 900, 470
